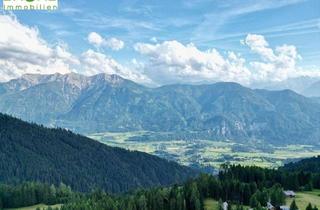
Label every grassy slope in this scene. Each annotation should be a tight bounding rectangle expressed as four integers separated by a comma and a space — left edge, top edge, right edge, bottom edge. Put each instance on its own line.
205, 190, 320, 210
204, 199, 219, 210
5, 204, 62, 210
286, 190, 320, 209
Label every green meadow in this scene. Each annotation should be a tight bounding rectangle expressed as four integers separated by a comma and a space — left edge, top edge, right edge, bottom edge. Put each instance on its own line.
286, 190, 320, 210
204, 199, 219, 210
205, 190, 320, 210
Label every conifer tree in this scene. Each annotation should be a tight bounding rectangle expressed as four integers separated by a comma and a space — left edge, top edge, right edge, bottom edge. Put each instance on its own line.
306, 203, 313, 210
290, 200, 298, 210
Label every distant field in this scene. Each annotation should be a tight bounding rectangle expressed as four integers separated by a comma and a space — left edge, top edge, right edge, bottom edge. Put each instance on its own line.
5, 204, 62, 210
88, 131, 320, 169
286, 190, 320, 209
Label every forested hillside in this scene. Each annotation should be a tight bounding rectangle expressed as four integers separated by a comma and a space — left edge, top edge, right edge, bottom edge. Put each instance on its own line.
1, 158, 320, 210
281, 156, 320, 173
0, 113, 196, 193
48, 162, 320, 210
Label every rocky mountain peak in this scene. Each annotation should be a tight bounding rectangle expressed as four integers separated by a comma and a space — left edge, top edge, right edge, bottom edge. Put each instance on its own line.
90, 73, 126, 87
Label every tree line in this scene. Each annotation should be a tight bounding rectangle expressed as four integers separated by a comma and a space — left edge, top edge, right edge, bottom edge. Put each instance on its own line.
0, 182, 73, 209
1, 162, 319, 210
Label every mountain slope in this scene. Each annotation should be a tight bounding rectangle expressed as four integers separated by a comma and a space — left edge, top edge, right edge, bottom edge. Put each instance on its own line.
253, 76, 320, 97
1, 73, 320, 145
0, 113, 196, 193
303, 81, 320, 97
0, 73, 90, 124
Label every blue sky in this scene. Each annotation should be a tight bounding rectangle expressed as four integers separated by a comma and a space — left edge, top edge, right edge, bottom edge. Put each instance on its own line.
0, 0, 319, 85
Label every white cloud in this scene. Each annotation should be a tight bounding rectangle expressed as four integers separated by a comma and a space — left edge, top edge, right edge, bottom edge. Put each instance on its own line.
0, 15, 149, 84
87, 32, 124, 51
244, 33, 303, 81
80, 49, 152, 84
0, 14, 318, 87
134, 35, 320, 85
88, 32, 104, 47
243, 34, 276, 61
105, 37, 125, 51
134, 40, 251, 85
0, 14, 78, 82
150, 37, 158, 43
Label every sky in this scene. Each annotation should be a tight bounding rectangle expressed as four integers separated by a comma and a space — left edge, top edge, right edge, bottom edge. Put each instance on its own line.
0, 0, 319, 86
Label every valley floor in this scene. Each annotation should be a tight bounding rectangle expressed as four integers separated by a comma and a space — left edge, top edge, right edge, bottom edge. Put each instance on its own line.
88, 131, 320, 169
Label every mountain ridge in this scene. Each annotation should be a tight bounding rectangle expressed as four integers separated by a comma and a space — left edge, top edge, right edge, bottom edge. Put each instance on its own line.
1, 73, 320, 145
253, 76, 320, 97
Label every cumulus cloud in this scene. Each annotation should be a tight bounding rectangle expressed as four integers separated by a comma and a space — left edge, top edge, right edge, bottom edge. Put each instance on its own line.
88, 32, 124, 51
243, 34, 303, 82
87, 32, 104, 47
0, 14, 317, 87
80, 49, 152, 84
0, 14, 78, 82
133, 35, 316, 86
243, 34, 276, 61
134, 40, 251, 85
105, 37, 125, 51
0, 15, 149, 84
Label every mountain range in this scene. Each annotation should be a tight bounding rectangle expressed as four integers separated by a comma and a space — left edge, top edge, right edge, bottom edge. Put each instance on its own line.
253, 76, 320, 97
0, 113, 196, 193
0, 73, 320, 145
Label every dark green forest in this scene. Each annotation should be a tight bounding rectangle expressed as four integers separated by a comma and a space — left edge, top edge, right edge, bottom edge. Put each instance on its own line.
0, 182, 73, 208
1, 157, 320, 210
281, 156, 320, 173
0, 113, 196, 193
